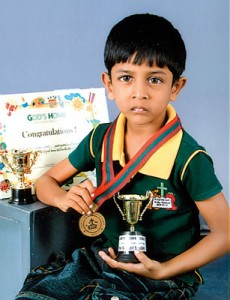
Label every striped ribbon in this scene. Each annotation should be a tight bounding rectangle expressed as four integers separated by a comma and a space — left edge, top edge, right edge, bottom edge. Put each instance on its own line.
92, 114, 182, 209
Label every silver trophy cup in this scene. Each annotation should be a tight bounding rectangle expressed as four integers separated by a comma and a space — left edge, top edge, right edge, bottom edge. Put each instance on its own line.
113, 191, 153, 263
0, 149, 40, 204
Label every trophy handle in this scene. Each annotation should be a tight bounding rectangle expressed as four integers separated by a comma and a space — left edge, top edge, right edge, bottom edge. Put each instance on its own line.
113, 195, 126, 220
0, 152, 16, 175
139, 190, 153, 220
29, 151, 40, 173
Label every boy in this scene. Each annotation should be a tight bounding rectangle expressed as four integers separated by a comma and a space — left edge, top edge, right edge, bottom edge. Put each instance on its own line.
16, 13, 229, 300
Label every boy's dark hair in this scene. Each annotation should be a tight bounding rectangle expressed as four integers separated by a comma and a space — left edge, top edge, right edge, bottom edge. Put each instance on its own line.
104, 13, 186, 82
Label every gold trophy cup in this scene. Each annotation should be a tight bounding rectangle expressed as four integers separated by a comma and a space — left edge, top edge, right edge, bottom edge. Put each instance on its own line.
113, 191, 153, 263
0, 149, 40, 204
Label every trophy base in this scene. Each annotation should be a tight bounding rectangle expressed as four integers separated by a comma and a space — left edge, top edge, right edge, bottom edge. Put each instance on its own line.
116, 251, 139, 263
9, 187, 35, 205
116, 231, 146, 263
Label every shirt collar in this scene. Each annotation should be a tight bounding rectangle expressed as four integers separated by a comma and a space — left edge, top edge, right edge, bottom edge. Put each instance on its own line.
107, 104, 183, 179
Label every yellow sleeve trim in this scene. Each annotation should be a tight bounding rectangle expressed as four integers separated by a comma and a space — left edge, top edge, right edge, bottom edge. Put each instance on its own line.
180, 150, 208, 181
89, 125, 99, 158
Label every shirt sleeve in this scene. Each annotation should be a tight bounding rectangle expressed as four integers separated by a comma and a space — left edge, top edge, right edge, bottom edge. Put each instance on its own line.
68, 129, 95, 172
181, 151, 223, 201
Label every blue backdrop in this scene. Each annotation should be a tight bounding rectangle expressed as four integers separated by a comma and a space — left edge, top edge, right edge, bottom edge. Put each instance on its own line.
0, 0, 229, 199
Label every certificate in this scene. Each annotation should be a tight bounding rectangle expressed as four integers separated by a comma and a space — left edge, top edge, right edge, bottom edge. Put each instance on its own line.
0, 88, 109, 199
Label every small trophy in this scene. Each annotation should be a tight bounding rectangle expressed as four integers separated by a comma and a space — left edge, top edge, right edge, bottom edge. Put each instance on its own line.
0, 149, 40, 204
113, 191, 153, 263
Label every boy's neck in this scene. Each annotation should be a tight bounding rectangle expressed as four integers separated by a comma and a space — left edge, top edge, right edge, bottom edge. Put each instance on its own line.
125, 112, 168, 137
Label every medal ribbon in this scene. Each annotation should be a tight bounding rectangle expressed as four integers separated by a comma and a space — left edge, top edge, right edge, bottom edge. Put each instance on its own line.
92, 114, 182, 209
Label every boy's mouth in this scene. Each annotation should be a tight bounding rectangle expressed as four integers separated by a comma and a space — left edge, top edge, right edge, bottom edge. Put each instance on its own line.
131, 106, 147, 112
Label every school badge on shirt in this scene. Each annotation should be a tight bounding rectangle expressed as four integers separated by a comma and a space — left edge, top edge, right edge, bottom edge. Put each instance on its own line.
148, 182, 178, 211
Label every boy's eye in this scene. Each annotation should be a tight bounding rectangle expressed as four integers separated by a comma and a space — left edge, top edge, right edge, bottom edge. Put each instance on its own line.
148, 77, 162, 84
119, 75, 132, 82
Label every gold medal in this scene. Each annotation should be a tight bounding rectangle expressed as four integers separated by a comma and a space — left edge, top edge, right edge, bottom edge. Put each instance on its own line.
79, 202, 106, 237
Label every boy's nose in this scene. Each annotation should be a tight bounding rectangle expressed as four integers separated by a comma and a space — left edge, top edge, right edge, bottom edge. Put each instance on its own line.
132, 94, 149, 100
132, 83, 149, 100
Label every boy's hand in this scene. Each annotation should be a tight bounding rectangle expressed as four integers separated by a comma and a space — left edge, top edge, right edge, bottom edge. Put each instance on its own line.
60, 179, 95, 215
99, 248, 165, 280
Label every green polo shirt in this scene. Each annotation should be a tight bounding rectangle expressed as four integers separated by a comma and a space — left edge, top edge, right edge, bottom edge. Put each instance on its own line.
68, 105, 222, 285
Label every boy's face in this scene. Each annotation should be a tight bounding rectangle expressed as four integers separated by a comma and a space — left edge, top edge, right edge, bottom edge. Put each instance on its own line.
102, 59, 186, 129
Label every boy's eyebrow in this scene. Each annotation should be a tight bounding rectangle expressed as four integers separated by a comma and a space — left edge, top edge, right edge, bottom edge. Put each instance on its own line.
149, 70, 167, 76
114, 68, 132, 73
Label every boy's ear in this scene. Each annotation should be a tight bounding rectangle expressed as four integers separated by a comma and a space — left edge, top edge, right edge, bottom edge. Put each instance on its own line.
101, 72, 115, 100
170, 76, 187, 101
